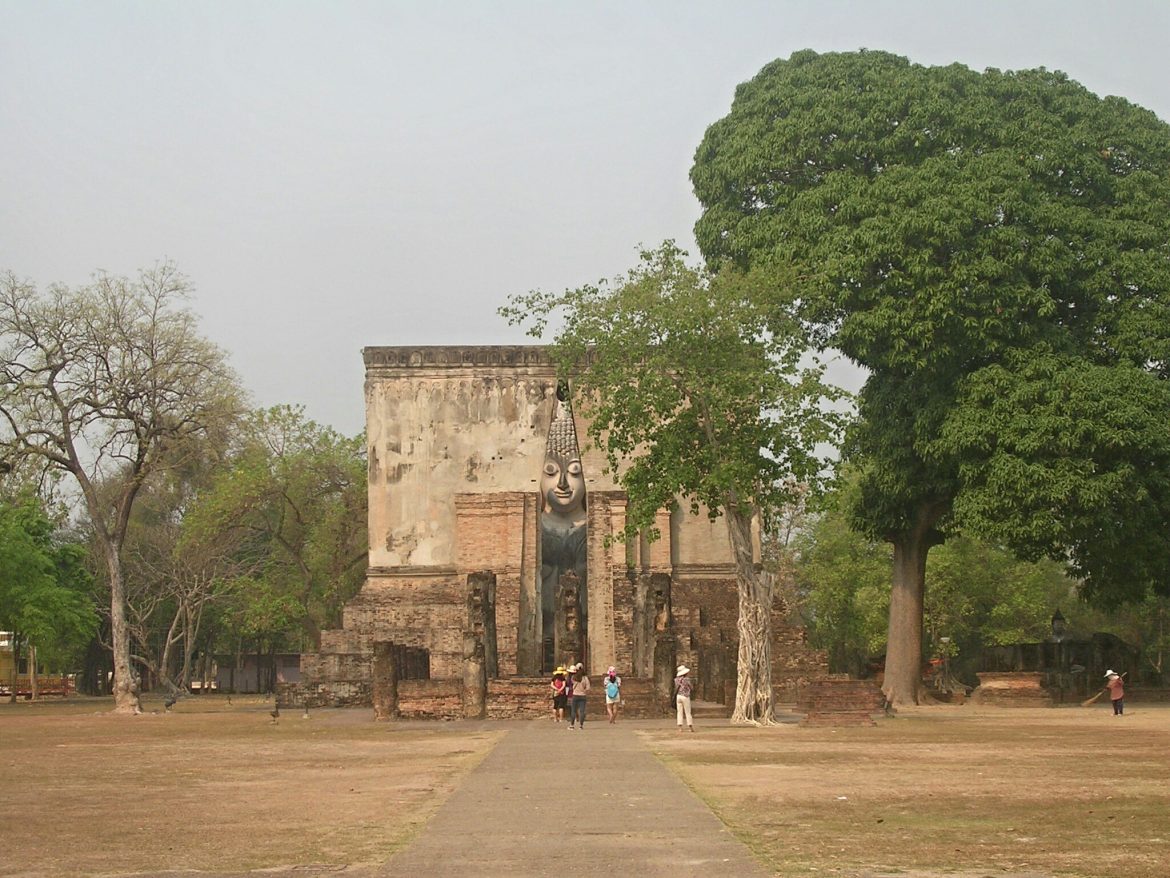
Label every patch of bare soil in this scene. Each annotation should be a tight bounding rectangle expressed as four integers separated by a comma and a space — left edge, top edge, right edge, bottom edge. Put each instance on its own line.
0, 695, 501, 877
642, 704, 1170, 878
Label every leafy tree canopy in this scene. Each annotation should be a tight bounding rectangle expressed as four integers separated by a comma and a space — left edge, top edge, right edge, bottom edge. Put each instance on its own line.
0, 494, 97, 669
184, 405, 367, 645
692, 49, 1170, 597
941, 352, 1170, 602
503, 242, 844, 536
694, 49, 1170, 376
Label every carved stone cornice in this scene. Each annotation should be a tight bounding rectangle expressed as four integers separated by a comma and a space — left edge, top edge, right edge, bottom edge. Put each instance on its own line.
672, 563, 738, 579
366, 565, 460, 578
363, 345, 556, 377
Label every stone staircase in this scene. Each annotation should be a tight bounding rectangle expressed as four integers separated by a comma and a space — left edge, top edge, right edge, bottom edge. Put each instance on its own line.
486, 675, 674, 719
690, 698, 733, 720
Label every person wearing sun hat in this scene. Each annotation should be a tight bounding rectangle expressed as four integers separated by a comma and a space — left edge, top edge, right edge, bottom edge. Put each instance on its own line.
1105, 669, 1125, 716
674, 664, 694, 732
603, 666, 622, 724
550, 666, 568, 723
567, 662, 590, 729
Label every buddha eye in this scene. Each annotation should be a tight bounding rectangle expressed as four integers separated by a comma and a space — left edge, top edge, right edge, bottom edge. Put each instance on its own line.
567, 461, 582, 476
544, 462, 559, 476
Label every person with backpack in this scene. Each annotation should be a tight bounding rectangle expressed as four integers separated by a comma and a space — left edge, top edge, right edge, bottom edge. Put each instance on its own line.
550, 666, 568, 722
603, 666, 622, 724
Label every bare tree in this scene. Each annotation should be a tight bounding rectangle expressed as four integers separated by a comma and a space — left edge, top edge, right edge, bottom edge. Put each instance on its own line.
0, 264, 243, 713
122, 502, 260, 692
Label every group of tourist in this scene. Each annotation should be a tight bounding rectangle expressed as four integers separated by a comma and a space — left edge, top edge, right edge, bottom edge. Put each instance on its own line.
550, 663, 624, 728
550, 663, 590, 728
549, 662, 696, 731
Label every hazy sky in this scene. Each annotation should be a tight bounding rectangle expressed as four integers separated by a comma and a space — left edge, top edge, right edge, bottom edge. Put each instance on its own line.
4, 2, 1169, 436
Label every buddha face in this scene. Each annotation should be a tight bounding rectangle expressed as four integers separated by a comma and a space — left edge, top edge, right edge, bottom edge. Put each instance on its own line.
541, 453, 585, 515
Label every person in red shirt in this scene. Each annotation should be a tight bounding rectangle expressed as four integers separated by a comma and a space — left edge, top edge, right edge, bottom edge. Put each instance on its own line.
1105, 670, 1125, 716
550, 666, 568, 723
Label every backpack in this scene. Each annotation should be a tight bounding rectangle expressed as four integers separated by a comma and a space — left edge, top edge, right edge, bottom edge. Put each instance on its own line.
605, 678, 620, 699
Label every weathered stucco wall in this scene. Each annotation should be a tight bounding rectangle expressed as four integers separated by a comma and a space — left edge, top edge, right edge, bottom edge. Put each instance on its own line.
364, 346, 621, 568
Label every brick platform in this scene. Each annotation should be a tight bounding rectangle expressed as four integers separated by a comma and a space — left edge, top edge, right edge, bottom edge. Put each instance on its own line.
969, 672, 1056, 707
798, 676, 885, 726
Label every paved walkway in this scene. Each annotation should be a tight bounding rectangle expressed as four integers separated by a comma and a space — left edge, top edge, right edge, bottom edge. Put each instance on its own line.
378, 718, 770, 877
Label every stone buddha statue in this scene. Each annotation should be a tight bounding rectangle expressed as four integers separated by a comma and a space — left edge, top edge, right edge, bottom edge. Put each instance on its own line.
540, 392, 587, 662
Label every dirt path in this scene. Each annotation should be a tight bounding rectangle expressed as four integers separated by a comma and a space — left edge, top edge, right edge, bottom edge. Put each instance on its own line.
377, 719, 769, 877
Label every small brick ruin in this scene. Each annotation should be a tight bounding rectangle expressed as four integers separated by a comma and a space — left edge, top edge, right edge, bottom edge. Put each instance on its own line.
968, 671, 1057, 707
293, 346, 830, 718
799, 675, 886, 726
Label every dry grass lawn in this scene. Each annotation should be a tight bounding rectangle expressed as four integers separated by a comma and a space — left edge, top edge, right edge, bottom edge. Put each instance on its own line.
0, 694, 500, 878
5, 694, 1169, 877
643, 703, 1170, 878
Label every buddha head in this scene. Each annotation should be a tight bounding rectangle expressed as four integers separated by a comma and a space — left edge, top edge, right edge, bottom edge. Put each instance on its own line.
542, 452, 584, 514
542, 387, 585, 517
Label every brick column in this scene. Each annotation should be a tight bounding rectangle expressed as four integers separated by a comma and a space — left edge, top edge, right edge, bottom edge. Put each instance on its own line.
467, 570, 498, 679
518, 492, 540, 675
586, 492, 621, 674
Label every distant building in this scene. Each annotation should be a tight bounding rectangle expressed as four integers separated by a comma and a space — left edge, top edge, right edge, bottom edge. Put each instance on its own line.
215, 653, 302, 693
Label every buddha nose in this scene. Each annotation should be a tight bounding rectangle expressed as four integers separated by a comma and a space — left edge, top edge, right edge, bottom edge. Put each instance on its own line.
557, 468, 569, 490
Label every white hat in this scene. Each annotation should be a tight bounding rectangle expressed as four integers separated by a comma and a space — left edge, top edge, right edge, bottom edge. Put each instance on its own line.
1105, 669, 1117, 678
676, 665, 690, 676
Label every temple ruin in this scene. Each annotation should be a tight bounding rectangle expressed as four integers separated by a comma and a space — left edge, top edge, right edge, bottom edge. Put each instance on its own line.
296, 345, 826, 717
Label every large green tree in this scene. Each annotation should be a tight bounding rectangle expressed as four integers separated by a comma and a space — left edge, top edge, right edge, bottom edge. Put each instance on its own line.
692, 50, 1170, 703
184, 405, 367, 649
0, 494, 97, 700
504, 243, 843, 723
0, 264, 242, 713
687, 51, 1170, 707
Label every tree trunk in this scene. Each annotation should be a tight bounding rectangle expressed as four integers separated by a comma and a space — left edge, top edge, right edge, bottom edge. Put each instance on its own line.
882, 502, 944, 707
28, 643, 37, 701
106, 550, 141, 715
8, 637, 20, 704
725, 501, 775, 725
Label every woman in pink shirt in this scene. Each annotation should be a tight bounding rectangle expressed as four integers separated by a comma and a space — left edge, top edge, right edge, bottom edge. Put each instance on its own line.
568, 663, 590, 729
